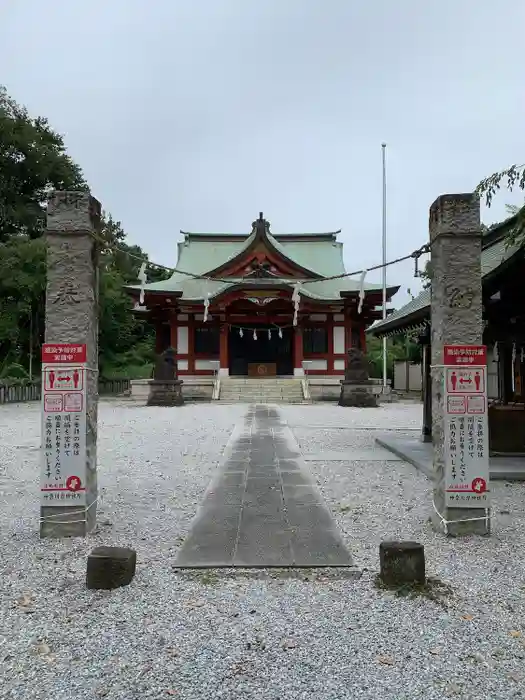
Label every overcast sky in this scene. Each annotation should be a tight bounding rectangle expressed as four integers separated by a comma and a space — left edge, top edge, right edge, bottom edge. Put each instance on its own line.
1, 0, 523, 301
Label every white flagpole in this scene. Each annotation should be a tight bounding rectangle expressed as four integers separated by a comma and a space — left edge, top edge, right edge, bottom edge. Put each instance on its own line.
381, 143, 388, 390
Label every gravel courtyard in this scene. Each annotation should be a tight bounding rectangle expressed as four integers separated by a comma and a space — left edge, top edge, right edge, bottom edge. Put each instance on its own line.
1, 400, 525, 700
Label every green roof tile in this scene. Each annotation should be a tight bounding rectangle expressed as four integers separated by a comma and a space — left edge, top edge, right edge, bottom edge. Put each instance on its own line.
128, 230, 391, 302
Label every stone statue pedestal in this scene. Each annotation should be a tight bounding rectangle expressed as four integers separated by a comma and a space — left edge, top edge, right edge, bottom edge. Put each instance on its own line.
339, 381, 378, 407
338, 348, 378, 407
147, 379, 184, 406
147, 347, 184, 407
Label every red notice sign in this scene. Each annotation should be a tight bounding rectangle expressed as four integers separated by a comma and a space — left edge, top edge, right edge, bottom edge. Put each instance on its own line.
42, 344, 87, 364
443, 345, 486, 366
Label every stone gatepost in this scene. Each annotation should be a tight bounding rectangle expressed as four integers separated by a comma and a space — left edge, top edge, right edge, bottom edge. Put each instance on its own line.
429, 193, 490, 536
41, 191, 100, 538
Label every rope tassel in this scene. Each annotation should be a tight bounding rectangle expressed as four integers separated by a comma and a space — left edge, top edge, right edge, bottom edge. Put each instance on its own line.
138, 262, 147, 305
292, 283, 301, 326
357, 270, 367, 314
203, 292, 210, 323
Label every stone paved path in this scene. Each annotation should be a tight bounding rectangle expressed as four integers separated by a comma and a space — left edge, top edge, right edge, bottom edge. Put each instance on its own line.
174, 405, 353, 567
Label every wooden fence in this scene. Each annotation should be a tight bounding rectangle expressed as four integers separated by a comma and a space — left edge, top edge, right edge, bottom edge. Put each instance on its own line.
0, 378, 131, 405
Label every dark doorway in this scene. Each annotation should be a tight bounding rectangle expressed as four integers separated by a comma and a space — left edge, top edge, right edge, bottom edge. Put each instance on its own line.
229, 324, 293, 376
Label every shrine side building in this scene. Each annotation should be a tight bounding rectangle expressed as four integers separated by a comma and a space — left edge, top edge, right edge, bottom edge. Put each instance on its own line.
126, 214, 399, 378
369, 214, 525, 453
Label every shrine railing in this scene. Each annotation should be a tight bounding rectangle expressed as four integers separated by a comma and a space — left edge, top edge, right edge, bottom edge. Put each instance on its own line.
0, 377, 131, 404
0, 381, 41, 404
98, 378, 131, 396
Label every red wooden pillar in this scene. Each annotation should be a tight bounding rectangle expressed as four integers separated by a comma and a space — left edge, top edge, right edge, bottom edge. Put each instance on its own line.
219, 322, 229, 375
169, 311, 177, 349
187, 315, 195, 374
155, 318, 165, 354
344, 311, 351, 354
360, 325, 367, 353
327, 314, 334, 372
293, 326, 304, 376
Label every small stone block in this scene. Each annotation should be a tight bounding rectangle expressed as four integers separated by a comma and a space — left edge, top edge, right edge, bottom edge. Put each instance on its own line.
379, 541, 425, 585
86, 546, 137, 590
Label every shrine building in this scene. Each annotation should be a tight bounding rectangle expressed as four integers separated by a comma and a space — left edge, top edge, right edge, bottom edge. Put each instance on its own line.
126, 214, 399, 378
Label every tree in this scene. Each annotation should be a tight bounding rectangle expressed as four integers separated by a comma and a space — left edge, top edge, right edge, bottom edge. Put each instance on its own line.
505, 200, 525, 216
96, 213, 171, 377
476, 164, 525, 245
0, 85, 87, 242
0, 86, 171, 379
0, 211, 169, 379
0, 237, 46, 376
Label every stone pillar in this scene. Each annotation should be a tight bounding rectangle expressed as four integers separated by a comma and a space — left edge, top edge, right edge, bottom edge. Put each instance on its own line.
293, 326, 304, 376
42, 191, 100, 538
429, 193, 489, 535
421, 343, 432, 442
219, 323, 229, 376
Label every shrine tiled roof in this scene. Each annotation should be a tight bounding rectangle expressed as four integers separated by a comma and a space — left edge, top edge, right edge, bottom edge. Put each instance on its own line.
127, 225, 398, 302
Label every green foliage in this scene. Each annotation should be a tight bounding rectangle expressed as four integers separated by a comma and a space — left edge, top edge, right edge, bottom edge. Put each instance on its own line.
0, 222, 160, 378
0, 362, 29, 380
0, 236, 46, 370
0, 86, 88, 242
366, 334, 421, 380
476, 164, 525, 245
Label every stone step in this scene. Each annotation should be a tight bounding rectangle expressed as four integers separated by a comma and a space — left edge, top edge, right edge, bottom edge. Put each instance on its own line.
219, 377, 306, 403
220, 396, 304, 401
220, 388, 303, 394
221, 383, 301, 388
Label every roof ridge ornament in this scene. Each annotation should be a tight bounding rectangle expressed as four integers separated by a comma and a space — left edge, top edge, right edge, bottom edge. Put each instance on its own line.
252, 211, 271, 239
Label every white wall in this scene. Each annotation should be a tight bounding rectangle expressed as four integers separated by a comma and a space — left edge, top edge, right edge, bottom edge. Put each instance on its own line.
393, 361, 422, 392
177, 326, 189, 354
195, 359, 219, 371
333, 326, 345, 354
305, 359, 328, 371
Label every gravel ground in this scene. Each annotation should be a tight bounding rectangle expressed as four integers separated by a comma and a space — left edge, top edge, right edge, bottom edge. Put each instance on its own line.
1, 399, 525, 700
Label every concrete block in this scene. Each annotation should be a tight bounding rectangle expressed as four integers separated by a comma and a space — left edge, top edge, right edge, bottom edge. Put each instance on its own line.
86, 546, 137, 590
379, 541, 425, 585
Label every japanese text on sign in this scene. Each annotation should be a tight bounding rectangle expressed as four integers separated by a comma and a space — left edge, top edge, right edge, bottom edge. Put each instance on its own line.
42, 343, 87, 364
40, 347, 87, 507
444, 344, 487, 366
443, 345, 489, 509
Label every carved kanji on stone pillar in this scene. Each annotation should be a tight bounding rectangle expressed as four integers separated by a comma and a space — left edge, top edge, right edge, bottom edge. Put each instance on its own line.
429, 193, 489, 536
42, 191, 101, 538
